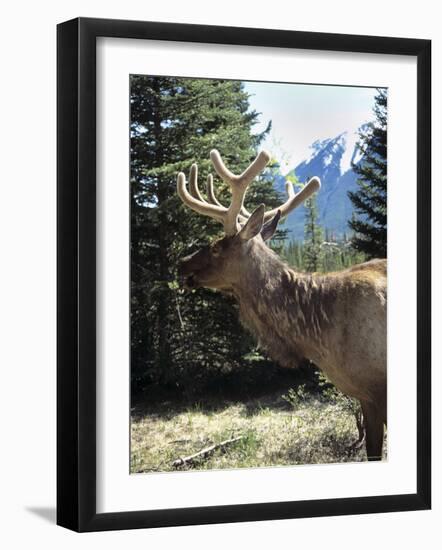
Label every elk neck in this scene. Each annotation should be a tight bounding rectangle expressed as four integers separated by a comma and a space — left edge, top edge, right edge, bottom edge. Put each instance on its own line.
230, 238, 337, 368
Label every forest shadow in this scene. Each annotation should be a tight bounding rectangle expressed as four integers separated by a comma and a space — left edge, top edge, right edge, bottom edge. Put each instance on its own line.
130, 364, 307, 422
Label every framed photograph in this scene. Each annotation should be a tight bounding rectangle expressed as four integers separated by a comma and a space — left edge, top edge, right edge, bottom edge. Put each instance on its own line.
57, 17, 431, 532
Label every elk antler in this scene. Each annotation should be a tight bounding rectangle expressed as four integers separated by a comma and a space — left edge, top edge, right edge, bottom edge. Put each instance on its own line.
262, 177, 321, 222
177, 150, 321, 236
206, 172, 250, 220
177, 149, 270, 235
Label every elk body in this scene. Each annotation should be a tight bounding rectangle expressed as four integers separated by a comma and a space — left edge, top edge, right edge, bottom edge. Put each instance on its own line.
177, 150, 387, 461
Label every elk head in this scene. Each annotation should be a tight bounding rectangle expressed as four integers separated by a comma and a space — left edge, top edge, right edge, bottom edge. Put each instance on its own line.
177, 150, 320, 292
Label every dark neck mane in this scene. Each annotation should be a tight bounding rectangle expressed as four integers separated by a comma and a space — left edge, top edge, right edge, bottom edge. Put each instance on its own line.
231, 239, 336, 368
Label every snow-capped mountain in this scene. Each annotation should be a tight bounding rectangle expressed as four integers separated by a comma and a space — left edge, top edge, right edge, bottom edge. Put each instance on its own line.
275, 126, 367, 241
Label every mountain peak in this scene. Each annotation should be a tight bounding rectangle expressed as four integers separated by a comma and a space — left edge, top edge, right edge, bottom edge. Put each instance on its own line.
274, 126, 366, 241
301, 128, 366, 178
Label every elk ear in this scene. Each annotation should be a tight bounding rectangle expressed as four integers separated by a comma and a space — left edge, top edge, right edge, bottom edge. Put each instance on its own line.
261, 209, 281, 241
238, 204, 265, 241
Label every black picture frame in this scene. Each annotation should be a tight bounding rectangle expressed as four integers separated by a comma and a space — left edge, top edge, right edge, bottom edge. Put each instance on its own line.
57, 17, 431, 532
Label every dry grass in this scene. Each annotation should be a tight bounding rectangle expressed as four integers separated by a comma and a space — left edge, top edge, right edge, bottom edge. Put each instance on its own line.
130, 391, 387, 473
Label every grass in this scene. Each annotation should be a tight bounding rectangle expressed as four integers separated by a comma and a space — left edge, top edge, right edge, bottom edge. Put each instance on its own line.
130, 390, 387, 473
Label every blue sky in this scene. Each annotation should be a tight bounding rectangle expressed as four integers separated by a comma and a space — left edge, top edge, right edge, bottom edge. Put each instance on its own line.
243, 81, 377, 172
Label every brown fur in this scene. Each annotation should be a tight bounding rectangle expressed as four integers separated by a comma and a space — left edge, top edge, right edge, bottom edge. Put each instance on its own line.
179, 232, 387, 460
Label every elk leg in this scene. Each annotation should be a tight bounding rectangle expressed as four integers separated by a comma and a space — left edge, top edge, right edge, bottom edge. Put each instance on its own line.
348, 408, 365, 453
360, 401, 384, 461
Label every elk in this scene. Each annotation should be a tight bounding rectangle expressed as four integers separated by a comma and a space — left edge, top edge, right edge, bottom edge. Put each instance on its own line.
177, 150, 387, 461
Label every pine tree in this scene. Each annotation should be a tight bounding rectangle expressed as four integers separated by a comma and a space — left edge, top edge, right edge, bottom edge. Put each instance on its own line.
303, 193, 323, 272
348, 89, 387, 258
130, 76, 283, 394
283, 240, 304, 270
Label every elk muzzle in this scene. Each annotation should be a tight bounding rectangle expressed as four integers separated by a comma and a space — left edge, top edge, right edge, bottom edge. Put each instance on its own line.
178, 246, 211, 289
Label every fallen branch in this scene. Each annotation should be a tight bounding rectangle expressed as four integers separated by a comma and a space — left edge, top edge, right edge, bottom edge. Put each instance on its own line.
172, 436, 244, 468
